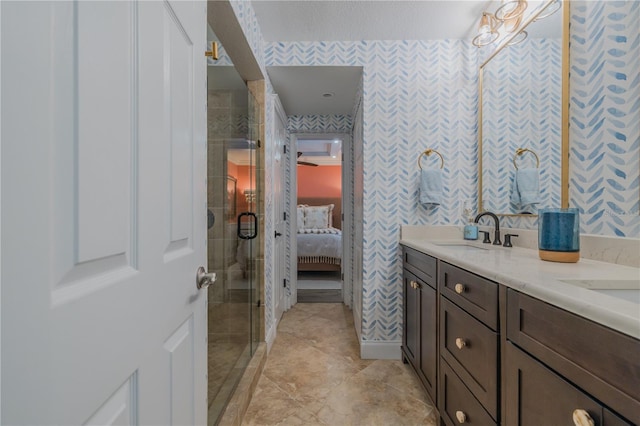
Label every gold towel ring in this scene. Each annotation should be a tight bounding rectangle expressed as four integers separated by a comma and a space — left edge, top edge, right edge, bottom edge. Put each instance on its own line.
513, 148, 540, 170
418, 149, 444, 170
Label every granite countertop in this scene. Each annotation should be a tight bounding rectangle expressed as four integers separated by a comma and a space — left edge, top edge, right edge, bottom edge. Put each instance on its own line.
400, 230, 640, 340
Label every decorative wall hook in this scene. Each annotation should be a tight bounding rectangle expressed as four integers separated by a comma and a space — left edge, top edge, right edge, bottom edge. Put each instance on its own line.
205, 41, 219, 60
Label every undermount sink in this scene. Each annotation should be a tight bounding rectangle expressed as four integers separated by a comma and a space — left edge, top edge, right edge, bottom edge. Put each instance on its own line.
559, 279, 640, 304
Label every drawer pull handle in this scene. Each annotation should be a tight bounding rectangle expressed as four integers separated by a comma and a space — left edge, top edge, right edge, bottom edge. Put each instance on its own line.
410, 280, 417, 289
455, 338, 467, 350
572, 409, 595, 426
455, 410, 467, 424
454, 283, 465, 294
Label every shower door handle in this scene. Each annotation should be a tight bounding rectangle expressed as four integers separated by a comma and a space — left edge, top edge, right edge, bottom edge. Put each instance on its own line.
237, 212, 258, 240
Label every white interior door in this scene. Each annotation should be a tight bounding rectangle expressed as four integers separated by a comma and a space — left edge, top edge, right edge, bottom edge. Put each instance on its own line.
1, 1, 207, 424
273, 96, 287, 323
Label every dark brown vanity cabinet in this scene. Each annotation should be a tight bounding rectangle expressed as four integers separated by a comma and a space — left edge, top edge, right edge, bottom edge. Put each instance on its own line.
400, 245, 639, 425
402, 247, 438, 403
506, 289, 639, 425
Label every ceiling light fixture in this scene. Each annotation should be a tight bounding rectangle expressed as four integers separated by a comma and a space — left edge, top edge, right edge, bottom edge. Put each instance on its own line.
534, 0, 560, 20
495, 0, 527, 21
472, 12, 500, 47
472, 0, 533, 48
502, 10, 523, 33
507, 30, 528, 46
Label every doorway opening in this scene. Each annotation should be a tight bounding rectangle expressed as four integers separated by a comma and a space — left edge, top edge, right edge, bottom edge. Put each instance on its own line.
295, 136, 344, 303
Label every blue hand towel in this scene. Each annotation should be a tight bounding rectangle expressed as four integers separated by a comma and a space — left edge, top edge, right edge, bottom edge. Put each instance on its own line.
515, 168, 540, 206
510, 173, 521, 206
419, 169, 443, 207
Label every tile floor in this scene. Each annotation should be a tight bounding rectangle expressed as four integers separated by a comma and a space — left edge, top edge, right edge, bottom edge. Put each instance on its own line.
241, 303, 437, 425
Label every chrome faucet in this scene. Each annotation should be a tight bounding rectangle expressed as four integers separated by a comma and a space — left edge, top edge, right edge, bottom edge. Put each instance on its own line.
474, 211, 501, 246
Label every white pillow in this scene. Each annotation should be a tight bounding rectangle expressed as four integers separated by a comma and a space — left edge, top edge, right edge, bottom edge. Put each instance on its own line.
304, 204, 334, 229
296, 206, 305, 232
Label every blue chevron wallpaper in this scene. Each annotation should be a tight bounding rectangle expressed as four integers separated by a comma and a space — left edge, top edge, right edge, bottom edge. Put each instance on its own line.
569, 1, 639, 237
267, 40, 478, 342
482, 39, 563, 215
287, 115, 353, 134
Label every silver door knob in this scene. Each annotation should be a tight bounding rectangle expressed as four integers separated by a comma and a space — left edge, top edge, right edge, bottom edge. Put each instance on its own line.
196, 266, 216, 290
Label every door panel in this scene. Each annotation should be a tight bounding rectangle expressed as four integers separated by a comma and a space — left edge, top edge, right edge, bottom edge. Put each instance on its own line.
1, 1, 207, 424
84, 375, 137, 425
50, 1, 137, 305
166, 0, 194, 251
77, 2, 134, 264
164, 317, 195, 426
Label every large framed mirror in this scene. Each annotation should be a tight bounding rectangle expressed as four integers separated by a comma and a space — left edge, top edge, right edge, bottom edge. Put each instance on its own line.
479, 0, 569, 216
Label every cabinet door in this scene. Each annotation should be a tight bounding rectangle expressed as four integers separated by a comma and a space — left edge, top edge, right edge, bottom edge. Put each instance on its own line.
507, 289, 640, 423
403, 270, 420, 366
505, 342, 604, 426
419, 280, 437, 400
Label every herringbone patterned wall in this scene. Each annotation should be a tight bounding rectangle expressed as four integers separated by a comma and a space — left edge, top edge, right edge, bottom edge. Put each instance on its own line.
482, 39, 562, 215
569, 1, 639, 237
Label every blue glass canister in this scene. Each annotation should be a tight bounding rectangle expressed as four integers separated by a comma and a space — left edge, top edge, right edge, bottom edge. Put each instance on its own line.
538, 208, 580, 263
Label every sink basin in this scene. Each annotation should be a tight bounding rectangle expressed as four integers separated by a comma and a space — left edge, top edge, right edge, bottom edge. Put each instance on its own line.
559, 279, 640, 304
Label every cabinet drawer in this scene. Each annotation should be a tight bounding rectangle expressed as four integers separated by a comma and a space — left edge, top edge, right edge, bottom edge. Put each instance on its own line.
439, 261, 498, 330
440, 359, 497, 426
403, 246, 437, 288
507, 289, 640, 424
505, 342, 632, 426
440, 297, 498, 419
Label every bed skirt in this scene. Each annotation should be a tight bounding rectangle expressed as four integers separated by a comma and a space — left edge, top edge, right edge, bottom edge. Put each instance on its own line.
298, 255, 341, 265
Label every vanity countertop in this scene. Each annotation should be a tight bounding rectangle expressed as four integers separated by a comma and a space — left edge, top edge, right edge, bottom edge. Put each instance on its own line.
400, 234, 640, 340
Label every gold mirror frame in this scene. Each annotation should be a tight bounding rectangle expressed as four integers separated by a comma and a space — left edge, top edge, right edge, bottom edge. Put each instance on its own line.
478, 0, 570, 216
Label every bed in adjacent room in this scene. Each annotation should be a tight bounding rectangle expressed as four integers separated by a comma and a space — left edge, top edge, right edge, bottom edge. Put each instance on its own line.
296, 200, 342, 272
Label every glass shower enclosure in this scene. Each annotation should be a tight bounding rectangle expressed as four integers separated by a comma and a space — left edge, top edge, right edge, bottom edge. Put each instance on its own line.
206, 42, 260, 425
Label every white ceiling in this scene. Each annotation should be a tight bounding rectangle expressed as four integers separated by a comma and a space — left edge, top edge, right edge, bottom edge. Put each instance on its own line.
251, 1, 490, 42
268, 66, 362, 115
297, 137, 343, 165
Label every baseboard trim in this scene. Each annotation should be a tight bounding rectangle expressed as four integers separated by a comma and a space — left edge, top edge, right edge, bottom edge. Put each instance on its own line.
353, 306, 362, 341
265, 323, 277, 353
360, 339, 402, 360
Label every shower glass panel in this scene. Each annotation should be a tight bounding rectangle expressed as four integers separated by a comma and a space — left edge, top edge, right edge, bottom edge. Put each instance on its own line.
206, 48, 259, 425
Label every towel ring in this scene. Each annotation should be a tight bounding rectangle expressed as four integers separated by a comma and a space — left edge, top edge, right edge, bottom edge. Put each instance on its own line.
513, 148, 540, 170
418, 149, 444, 170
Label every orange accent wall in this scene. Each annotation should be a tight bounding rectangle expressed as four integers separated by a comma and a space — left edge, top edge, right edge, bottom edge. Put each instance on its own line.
228, 164, 253, 214
297, 165, 342, 198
